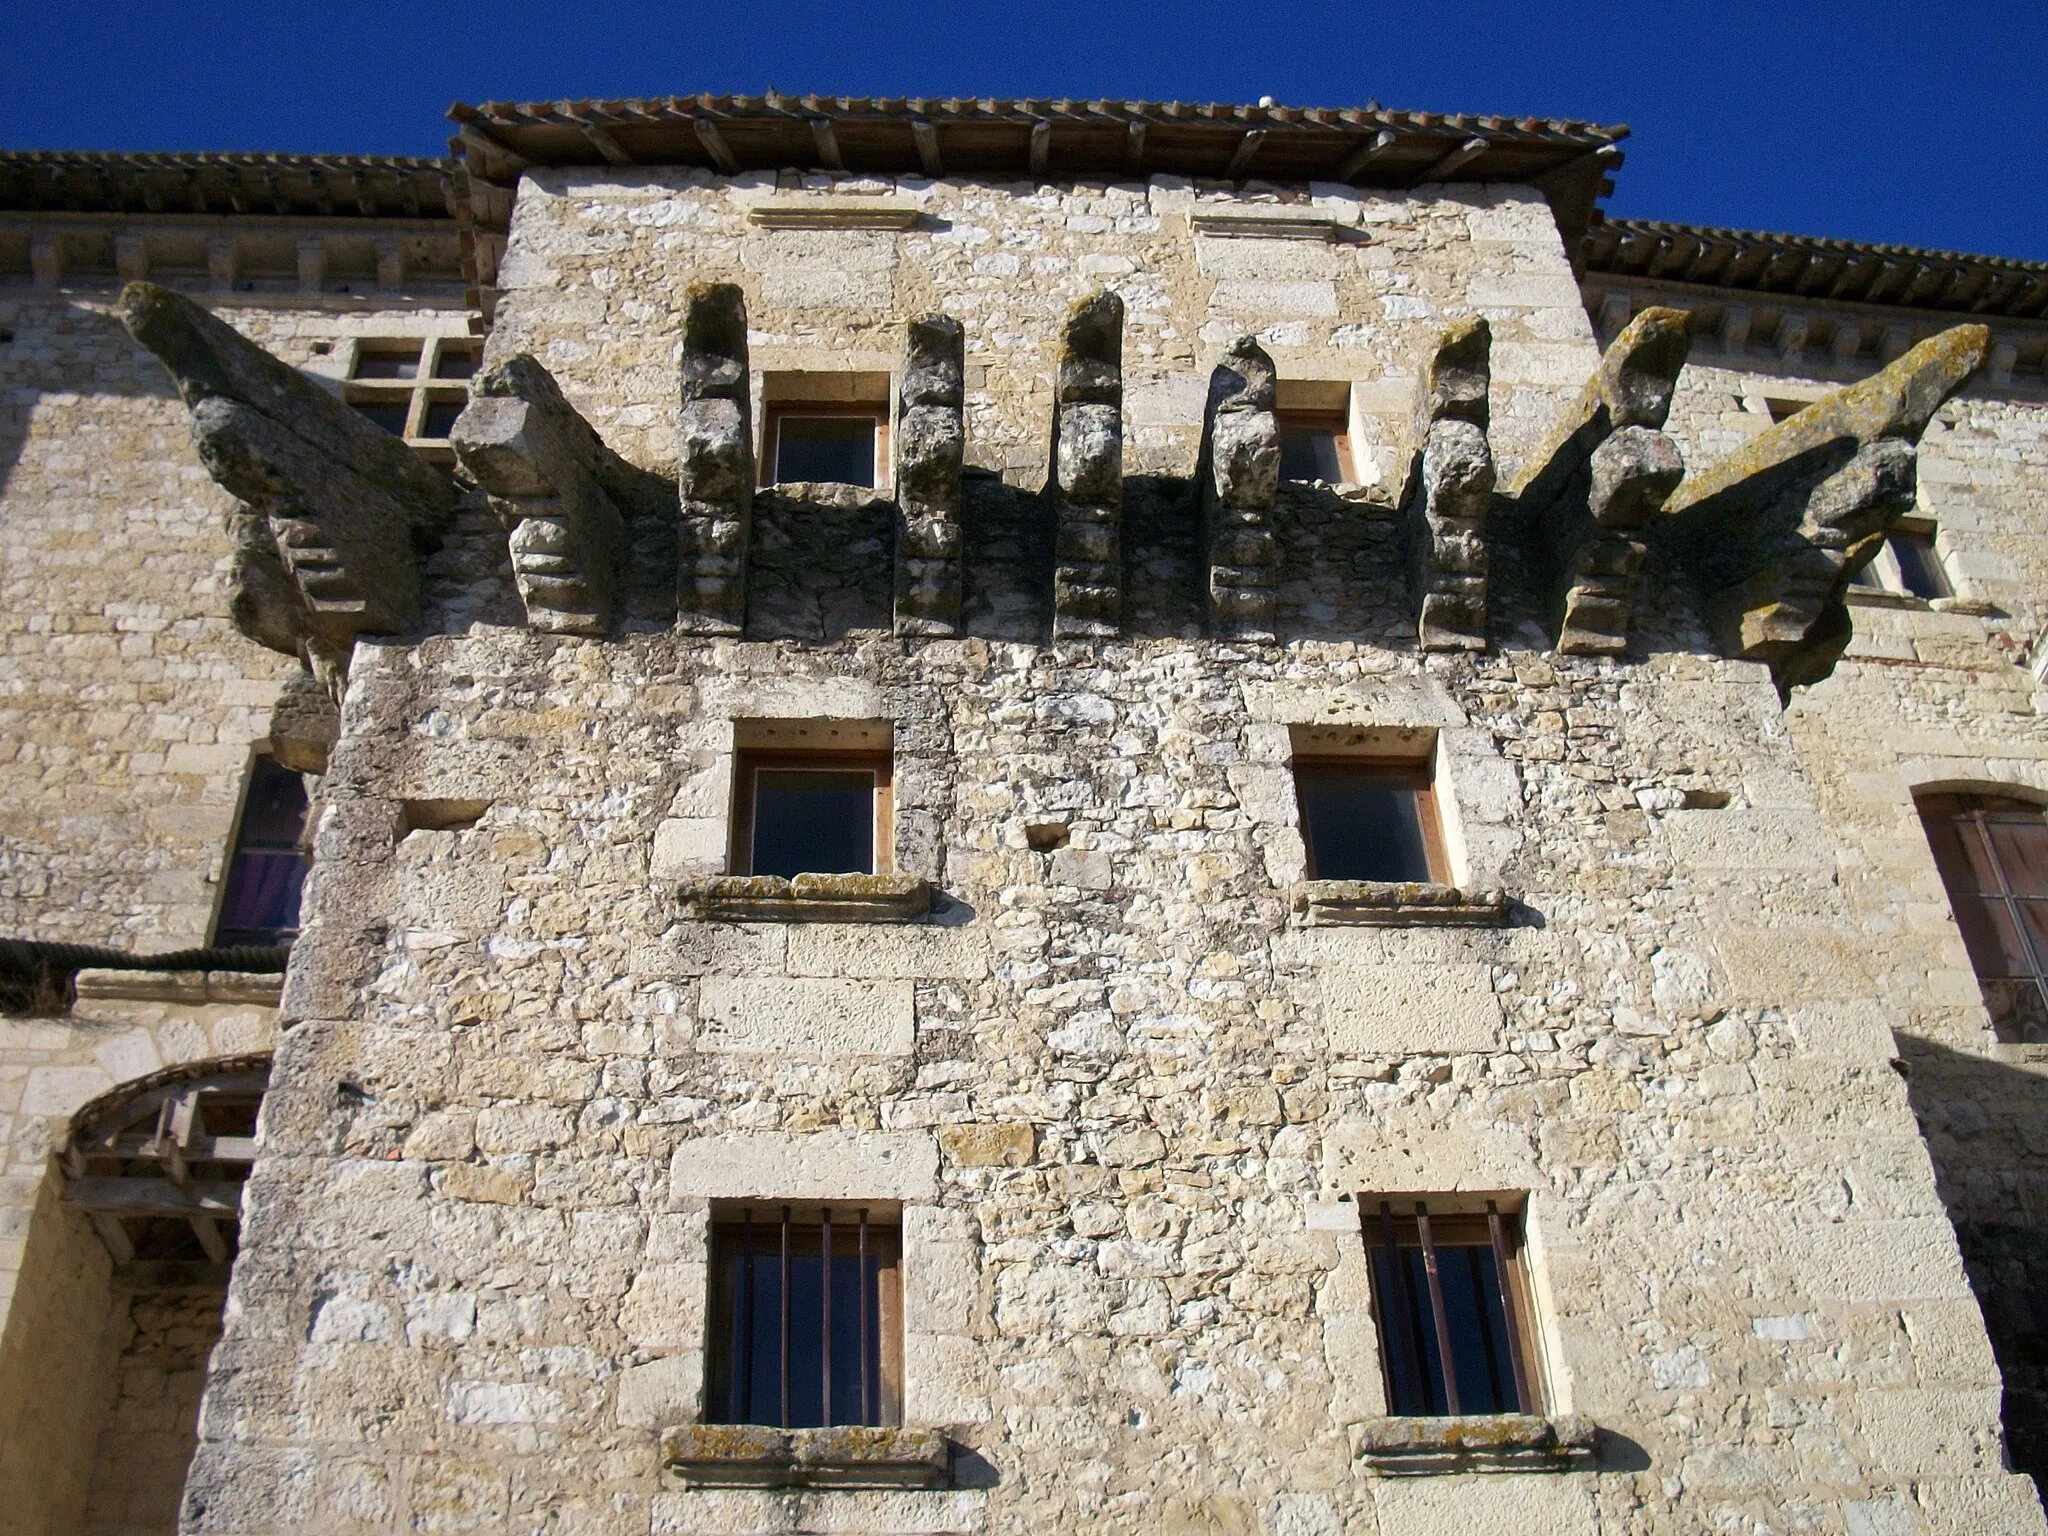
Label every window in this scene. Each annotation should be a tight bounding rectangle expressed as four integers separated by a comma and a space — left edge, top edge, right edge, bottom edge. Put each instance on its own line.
1277, 411, 1352, 484
1296, 757, 1447, 884
730, 722, 894, 880
341, 335, 478, 453
1366, 1197, 1540, 1417
213, 756, 310, 948
764, 407, 886, 488
1920, 793, 2048, 1042
1851, 524, 1952, 601
706, 1205, 902, 1428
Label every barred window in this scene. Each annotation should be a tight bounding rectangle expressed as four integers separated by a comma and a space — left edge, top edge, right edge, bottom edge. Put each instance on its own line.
1366, 1197, 1541, 1417
706, 1206, 902, 1428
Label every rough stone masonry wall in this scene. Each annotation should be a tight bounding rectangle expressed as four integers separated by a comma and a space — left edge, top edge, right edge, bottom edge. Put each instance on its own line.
172, 166, 2042, 1531
1657, 342, 2048, 1486
0, 292, 471, 952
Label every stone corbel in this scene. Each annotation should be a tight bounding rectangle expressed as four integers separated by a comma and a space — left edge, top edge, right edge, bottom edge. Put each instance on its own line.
118, 282, 457, 688
1198, 337, 1281, 641
451, 355, 630, 635
1664, 323, 1990, 694
677, 283, 755, 635
894, 315, 966, 636
1407, 317, 1494, 651
1509, 308, 1691, 655
1049, 291, 1125, 639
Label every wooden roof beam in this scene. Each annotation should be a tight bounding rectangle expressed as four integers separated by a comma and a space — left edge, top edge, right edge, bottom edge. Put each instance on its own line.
912, 118, 943, 177
1415, 135, 1490, 184
581, 123, 635, 166
1223, 128, 1268, 179
810, 117, 844, 171
1124, 119, 1147, 176
1030, 119, 1052, 178
1335, 128, 1398, 181
693, 117, 739, 175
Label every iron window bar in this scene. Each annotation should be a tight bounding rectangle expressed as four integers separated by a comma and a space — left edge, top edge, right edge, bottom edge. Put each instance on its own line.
1374, 1198, 1532, 1417
1962, 803, 2048, 1030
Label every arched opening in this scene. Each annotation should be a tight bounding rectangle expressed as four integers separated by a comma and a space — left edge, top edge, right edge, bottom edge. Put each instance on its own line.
1916, 790, 2048, 1043
0, 1057, 269, 1536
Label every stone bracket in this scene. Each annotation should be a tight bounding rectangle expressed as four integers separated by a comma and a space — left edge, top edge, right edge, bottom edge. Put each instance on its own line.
1290, 880, 1508, 928
661, 1423, 950, 1490
1198, 337, 1281, 640
1049, 291, 1125, 639
1407, 318, 1494, 652
677, 283, 754, 635
894, 315, 966, 636
452, 354, 630, 635
1350, 1413, 1598, 1475
677, 873, 934, 924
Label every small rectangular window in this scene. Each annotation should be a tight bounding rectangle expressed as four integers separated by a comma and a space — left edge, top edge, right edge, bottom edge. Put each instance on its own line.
706, 1206, 902, 1428
1296, 757, 1445, 884
432, 344, 481, 381
732, 749, 892, 879
351, 343, 421, 380
766, 409, 883, 488
1277, 410, 1353, 484
348, 399, 412, 437
1889, 529, 1951, 600
214, 756, 311, 949
1920, 793, 2048, 1041
419, 397, 465, 440
1366, 1197, 1540, 1417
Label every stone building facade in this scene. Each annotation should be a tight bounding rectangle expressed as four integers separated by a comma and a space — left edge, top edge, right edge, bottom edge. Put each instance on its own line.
3, 97, 2048, 1535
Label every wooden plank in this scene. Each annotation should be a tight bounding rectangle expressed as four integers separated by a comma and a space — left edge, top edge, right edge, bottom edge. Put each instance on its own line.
693, 117, 739, 175
65, 1177, 242, 1218
911, 119, 943, 177
1335, 128, 1398, 181
1223, 128, 1267, 180
809, 118, 844, 171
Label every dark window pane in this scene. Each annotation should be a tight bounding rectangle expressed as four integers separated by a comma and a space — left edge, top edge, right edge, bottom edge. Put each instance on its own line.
1925, 814, 2000, 894
1989, 817, 2048, 896
353, 348, 419, 379
1890, 532, 1951, 600
1279, 423, 1344, 482
1372, 1241, 1524, 1416
716, 1226, 890, 1428
752, 769, 874, 878
1298, 773, 1431, 882
1955, 892, 2031, 979
775, 416, 876, 487
215, 760, 309, 946
1848, 559, 1885, 590
433, 348, 481, 380
1985, 979, 2048, 1044
350, 399, 411, 436
420, 399, 464, 438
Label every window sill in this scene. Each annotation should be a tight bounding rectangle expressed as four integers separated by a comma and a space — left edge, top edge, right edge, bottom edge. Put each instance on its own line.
72, 968, 284, 1005
661, 1424, 949, 1489
1290, 880, 1507, 928
677, 873, 932, 924
1350, 1413, 1597, 1475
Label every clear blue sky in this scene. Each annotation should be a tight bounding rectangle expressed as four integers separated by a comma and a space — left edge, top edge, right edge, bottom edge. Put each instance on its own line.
6, 0, 2044, 261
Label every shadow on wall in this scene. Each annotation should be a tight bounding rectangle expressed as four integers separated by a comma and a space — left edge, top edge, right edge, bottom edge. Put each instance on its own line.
1899, 1032, 2048, 1495
0, 298, 184, 501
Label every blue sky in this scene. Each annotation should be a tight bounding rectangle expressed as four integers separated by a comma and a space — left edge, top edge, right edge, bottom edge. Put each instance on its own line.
5, 0, 2044, 261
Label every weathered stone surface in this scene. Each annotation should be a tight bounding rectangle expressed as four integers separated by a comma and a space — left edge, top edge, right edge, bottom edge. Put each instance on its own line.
677, 282, 754, 634
661, 1422, 950, 1488
117, 282, 456, 668
453, 353, 660, 634
266, 670, 339, 774
895, 314, 966, 636
1197, 337, 1280, 639
1509, 305, 1692, 505
1408, 318, 1495, 651
1049, 291, 1124, 638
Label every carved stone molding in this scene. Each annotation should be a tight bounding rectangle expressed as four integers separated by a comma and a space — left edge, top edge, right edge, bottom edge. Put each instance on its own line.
894, 315, 966, 636
1197, 336, 1280, 640
677, 283, 755, 635
1049, 291, 1125, 639
1408, 317, 1494, 652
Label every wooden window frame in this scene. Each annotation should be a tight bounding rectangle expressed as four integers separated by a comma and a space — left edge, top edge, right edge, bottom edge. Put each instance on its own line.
1919, 791, 2048, 1040
340, 335, 478, 458
761, 403, 891, 490
1363, 1196, 1543, 1418
1293, 755, 1449, 884
1275, 408, 1356, 484
705, 1205, 904, 1429
730, 748, 894, 877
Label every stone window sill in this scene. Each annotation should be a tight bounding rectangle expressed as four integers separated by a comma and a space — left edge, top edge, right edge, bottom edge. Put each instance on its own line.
1350, 1413, 1597, 1474
1290, 880, 1507, 928
73, 969, 284, 1005
677, 873, 932, 923
1846, 589, 2003, 618
661, 1423, 949, 1489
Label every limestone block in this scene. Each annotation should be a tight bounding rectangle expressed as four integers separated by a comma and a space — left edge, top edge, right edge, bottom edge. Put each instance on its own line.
786, 922, 989, 981
1857, 1385, 2003, 1476
1370, 1472, 1595, 1533
1660, 808, 1838, 872
696, 977, 915, 1057
1319, 961, 1502, 1055
616, 1351, 705, 1428
618, 1262, 708, 1350
652, 817, 730, 879
902, 1332, 991, 1425
1788, 1218, 1973, 1303
1713, 925, 1876, 1006
649, 1489, 987, 1535
936, 1122, 1035, 1168
668, 1131, 939, 1202
903, 1237, 982, 1334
